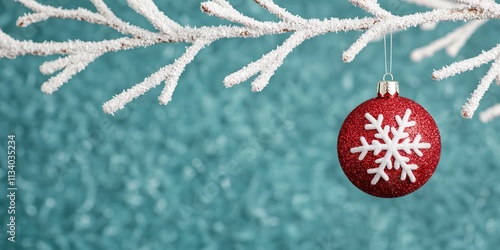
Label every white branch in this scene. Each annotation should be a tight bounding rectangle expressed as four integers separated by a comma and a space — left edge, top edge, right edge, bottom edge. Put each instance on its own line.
462, 59, 500, 118
343, 7, 500, 62
0, 31, 162, 57
89, 0, 114, 17
102, 40, 210, 114
224, 31, 310, 92
2, 0, 500, 119
253, 0, 304, 22
432, 44, 500, 80
102, 65, 170, 115
406, 0, 462, 9
40, 55, 79, 75
127, 0, 182, 34
201, 0, 264, 28
411, 20, 487, 62
349, 0, 392, 17
16, 0, 152, 37
42, 53, 102, 94
454, 0, 496, 8
159, 40, 211, 105
480, 104, 500, 123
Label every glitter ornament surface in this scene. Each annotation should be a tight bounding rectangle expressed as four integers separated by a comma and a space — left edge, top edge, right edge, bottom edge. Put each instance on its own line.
337, 95, 441, 198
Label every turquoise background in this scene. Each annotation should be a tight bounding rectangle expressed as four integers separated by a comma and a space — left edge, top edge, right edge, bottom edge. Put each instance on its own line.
1, 0, 500, 249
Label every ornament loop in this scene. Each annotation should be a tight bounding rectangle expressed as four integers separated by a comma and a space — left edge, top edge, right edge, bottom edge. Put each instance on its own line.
382, 73, 394, 81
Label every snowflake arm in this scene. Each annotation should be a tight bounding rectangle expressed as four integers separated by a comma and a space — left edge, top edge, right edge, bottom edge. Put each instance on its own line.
350, 112, 390, 160
390, 109, 427, 182
364, 113, 392, 144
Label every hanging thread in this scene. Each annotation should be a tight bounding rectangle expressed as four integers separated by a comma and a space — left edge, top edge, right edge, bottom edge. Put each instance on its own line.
383, 32, 393, 81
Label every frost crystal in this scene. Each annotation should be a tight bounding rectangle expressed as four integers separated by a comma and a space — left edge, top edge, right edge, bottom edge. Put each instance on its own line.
350, 109, 431, 185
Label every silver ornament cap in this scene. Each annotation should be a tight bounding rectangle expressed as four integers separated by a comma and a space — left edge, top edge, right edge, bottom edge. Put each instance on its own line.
377, 80, 399, 98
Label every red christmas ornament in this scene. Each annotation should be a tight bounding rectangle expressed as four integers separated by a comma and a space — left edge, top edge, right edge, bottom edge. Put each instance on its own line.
337, 81, 441, 198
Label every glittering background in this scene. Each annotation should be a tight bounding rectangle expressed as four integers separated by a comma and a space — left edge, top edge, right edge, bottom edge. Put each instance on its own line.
1, 0, 500, 249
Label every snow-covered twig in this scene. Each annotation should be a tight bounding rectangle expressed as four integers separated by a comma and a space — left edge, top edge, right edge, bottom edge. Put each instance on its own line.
480, 104, 500, 123
102, 40, 211, 114
461, 60, 500, 118
411, 20, 487, 62
410, 0, 500, 120
41, 52, 103, 94
342, 7, 500, 62
406, 0, 462, 9
16, 0, 152, 37
253, 0, 304, 22
127, 0, 182, 34
2, 0, 376, 114
349, 0, 392, 17
1, 0, 500, 118
432, 45, 500, 80
224, 31, 311, 91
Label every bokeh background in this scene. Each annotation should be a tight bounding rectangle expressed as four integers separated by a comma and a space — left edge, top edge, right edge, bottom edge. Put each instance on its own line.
1, 0, 500, 249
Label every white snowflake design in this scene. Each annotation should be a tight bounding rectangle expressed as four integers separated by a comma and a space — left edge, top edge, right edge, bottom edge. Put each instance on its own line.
350, 109, 431, 185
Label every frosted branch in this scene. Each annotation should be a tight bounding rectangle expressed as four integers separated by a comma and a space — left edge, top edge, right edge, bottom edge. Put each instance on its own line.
89, 0, 114, 17
343, 7, 500, 62
41, 53, 102, 94
454, 0, 496, 8
406, 0, 462, 9
102, 40, 210, 114
480, 104, 500, 123
127, 0, 182, 34
253, 0, 304, 22
3, 0, 500, 118
0, 31, 161, 58
350, 0, 392, 17
201, 0, 264, 28
16, 0, 151, 37
461, 59, 500, 118
40, 55, 80, 75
